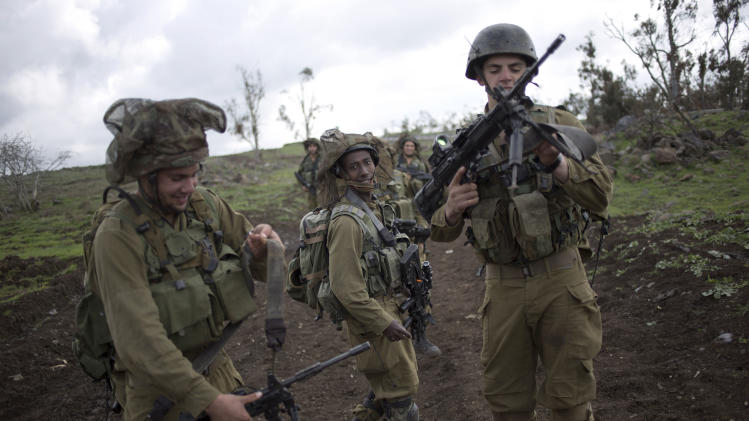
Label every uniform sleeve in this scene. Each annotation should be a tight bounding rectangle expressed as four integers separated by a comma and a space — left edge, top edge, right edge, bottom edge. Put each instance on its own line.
551, 108, 613, 216
429, 203, 465, 243
559, 151, 613, 216
93, 218, 219, 416
327, 215, 394, 334
210, 190, 268, 282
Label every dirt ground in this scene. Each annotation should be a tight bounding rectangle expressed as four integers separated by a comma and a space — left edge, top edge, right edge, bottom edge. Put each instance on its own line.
1, 213, 747, 421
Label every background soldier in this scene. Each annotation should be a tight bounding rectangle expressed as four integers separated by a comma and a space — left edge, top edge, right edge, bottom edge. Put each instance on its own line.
429, 24, 613, 421
395, 134, 429, 198
296, 138, 321, 209
92, 98, 282, 420
318, 129, 419, 421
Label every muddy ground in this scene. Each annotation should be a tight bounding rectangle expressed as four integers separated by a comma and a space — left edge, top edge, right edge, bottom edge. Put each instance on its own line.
1, 213, 747, 421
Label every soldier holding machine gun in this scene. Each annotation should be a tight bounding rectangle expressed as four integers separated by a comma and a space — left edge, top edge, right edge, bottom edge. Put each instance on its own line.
423, 24, 613, 421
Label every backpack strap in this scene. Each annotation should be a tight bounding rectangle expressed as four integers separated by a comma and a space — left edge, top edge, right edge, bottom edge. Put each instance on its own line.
344, 188, 395, 246
105, 187, 181, 281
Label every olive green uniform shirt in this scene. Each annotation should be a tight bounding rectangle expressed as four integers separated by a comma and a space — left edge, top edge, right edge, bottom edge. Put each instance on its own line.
93, 190, 266, 418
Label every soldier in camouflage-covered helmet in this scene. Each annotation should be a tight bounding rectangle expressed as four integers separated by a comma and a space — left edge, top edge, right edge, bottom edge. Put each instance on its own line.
429, 24, 613, 421
318, 128, 420, 421
90, 97, 282, 420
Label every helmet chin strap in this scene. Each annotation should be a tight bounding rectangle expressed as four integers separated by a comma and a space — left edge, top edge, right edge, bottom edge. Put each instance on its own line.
345, 178, 375, 195
138, 172, 172, 216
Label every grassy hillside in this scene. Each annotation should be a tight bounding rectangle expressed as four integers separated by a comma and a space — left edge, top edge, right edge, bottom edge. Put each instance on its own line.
1, 110, 748, 303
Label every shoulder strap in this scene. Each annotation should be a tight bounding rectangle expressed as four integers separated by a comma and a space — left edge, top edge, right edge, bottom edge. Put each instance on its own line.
104, 187, 181, 281
344, 188, 395, 246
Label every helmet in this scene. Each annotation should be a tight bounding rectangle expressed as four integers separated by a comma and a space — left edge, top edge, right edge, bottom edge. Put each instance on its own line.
302, 138, 320, 150
319, 128, 379, 178
103, 98, 226, 185
465, 23, 537, 80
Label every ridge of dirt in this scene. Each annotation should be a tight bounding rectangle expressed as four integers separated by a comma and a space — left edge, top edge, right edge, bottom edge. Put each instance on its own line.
1, 214, 747, 420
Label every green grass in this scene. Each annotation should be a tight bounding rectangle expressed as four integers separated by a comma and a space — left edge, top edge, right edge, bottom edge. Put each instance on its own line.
608, 111, 749, 218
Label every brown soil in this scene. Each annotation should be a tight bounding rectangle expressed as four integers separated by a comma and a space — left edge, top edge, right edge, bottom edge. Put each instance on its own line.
1, 213, 747, 421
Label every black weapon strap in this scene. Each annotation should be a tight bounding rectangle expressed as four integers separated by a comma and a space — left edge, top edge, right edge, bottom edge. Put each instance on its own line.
148, 320, 244, 420
345, 187, 396, 246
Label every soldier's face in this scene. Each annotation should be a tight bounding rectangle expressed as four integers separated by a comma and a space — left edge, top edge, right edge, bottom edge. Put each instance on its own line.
156, 164, 200, 213
478, 54, 527, 93
340, 150, 375, 183
307, 144, 318, 154
403, 141, 416, 156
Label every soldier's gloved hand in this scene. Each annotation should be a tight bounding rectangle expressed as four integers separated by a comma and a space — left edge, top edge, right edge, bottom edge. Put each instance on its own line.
383, 320, 411, 342
246, 224, 284, 260
265, 317, 286, 351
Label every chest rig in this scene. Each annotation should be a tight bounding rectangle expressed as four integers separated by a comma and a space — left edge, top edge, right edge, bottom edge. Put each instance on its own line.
110, 188, 256, 352
331, 196, 410, 298
466, 105, 588, 265
299, 154, 320, 183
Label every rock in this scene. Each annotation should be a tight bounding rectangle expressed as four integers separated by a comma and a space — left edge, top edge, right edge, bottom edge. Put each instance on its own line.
718, 128, 747, 146
654, 147, 678, 164
715, 332, 733, 344
626, 173, 641, 182
232, 173, 250, 184
697, 129, 715, 141
707, 150, 730, 163
614, 115, 637, 133
702, 167, 715, 174
641, 154, 652, 165
679, 174, 694, 182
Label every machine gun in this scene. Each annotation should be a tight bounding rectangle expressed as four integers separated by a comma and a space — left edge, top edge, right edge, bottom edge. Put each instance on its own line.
398, 244, 435, 342
189, 342, 371, 421
294, 171, 316, 195
413, 34, 597, 221
393, 218, 431, 244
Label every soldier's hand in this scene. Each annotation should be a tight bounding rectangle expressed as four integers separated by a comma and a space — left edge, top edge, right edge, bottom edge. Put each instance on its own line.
444, 166, 479, 226
301, 186, 309, 192
383, 320, 411, 342
533, 138, 569, 183
246, 224, 284, 260
205, 391, 261, 421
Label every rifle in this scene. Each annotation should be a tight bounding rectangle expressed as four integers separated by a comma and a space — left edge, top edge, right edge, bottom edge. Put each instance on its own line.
396, 166, 432, 183
398, 244, 434, 342
393, 218, 431, 244
294, 171, 316, 195
188, 342, 371, 421
413, 34, 597, 221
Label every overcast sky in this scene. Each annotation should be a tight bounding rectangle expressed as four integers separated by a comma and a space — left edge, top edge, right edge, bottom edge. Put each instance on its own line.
0, 0, 742, 168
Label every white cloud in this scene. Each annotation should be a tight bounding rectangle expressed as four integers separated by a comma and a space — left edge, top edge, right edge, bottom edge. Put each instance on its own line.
0, 0, 744, 167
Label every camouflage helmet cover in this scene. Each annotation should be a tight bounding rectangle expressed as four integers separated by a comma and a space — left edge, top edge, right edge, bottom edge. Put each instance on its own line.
319, 128, 379, 178
465, 23, 537, 80
103, 98, 226, 185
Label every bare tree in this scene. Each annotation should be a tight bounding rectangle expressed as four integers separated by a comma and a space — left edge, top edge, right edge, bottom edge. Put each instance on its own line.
710, 0, 748, 109
226, 66, 265, 159
606, 0, 699, 132
277, 67, 332, 140
0, 133, 71, 212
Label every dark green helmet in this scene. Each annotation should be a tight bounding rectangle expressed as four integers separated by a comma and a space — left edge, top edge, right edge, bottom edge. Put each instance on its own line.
465, 23, 537, 80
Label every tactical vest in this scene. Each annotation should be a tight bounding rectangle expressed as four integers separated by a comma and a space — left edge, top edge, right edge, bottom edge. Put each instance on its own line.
468, 105, 590, 264
329, 198, 410, 299
299, 154, 320, 185
74, 187, 256, 380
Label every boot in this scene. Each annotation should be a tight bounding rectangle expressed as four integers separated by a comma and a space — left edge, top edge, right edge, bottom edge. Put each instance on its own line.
352, 390, 383, 421
383, 397, 418, 421
413, 334, 441, 357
